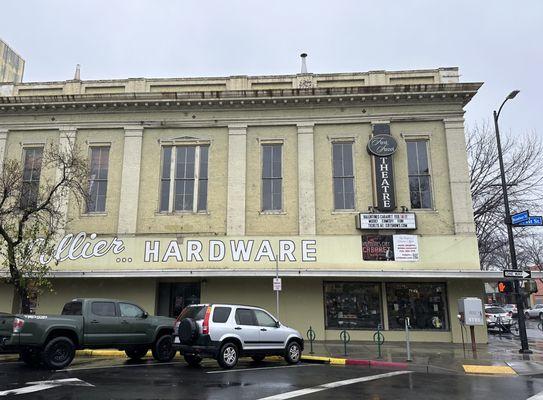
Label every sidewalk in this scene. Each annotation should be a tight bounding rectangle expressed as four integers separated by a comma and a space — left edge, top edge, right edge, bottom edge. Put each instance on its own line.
304, 335, 543, 375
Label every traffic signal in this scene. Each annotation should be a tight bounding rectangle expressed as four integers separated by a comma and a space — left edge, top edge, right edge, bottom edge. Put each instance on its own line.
497, 281, 514, 293
525, 280, 539, 294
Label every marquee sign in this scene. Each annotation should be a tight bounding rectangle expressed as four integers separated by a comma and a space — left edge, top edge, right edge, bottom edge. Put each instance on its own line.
371, 123, 396, 212
356, 213, 416, 230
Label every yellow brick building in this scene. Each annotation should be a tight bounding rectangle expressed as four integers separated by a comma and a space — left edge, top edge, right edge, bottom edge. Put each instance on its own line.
0, 67, 493, 343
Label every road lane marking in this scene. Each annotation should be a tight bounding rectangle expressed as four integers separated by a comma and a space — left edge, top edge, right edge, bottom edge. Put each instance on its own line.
206, 364, 319, 374
527, 390, 543, 400
257, 370, 412, 400
60, 361, 186, 372
0, 378, 93, 397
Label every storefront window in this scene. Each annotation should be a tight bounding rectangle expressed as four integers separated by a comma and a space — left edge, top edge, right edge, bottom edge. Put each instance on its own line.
324, 282, 382, 330
386, 282, 448, 330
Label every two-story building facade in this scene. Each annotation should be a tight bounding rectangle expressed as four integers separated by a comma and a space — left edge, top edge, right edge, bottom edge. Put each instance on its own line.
0, 67, 489, 343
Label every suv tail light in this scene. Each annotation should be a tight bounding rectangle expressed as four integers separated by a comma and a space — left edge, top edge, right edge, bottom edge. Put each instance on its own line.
13, 318, 24, 333
508, 312, 513, 317
202, 306, 212, 335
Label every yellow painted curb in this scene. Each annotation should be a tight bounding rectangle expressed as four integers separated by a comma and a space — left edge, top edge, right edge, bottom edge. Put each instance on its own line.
329, 357, 347, 365
463, 365, 516, 375
301, 355, 331, 362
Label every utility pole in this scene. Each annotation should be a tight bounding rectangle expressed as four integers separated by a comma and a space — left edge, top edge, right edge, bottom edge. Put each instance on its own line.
493, 90, 531, 354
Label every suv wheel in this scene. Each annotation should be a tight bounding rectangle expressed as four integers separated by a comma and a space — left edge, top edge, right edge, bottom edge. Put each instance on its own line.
251, 355, 266, 363
125, 346, 149, 360
184, 353, 202, 367
285, 341, 301, 364
41, 337, 76, 370
217, 342, 239, 369
152, 335, 175, 362
20, 348, 42, 367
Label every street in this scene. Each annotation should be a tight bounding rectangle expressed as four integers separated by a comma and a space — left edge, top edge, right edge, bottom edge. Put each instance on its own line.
1, 355, 543, 400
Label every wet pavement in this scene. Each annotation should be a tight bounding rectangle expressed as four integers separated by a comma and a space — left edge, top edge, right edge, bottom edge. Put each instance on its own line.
1, 355, 543, 399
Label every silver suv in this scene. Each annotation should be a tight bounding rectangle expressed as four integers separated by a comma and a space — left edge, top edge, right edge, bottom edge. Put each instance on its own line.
172, 304, 304, 369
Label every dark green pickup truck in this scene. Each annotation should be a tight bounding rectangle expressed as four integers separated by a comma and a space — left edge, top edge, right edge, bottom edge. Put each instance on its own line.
0, 298, 176, 369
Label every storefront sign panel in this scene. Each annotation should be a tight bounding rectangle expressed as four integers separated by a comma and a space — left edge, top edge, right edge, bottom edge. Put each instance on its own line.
362, 235, 394, 261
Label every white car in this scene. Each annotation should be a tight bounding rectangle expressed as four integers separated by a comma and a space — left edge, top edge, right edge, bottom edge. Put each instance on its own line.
172, 304, 303, 369
502, 304, 518, 318
524, 304, 543, 319
485, 306, 512, 330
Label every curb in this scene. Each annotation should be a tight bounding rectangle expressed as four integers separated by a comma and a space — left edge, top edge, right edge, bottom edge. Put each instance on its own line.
300, 355, 407, 369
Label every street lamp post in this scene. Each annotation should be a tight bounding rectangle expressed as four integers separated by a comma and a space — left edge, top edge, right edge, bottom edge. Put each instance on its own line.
493, 89, 532, 354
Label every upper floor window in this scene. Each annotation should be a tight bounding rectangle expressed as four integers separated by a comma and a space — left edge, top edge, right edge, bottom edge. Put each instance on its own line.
160, 145, 209, 213
21, 147, 43, 208
261, 143, 282, 211
407, 140, 432, 209
87, 146, 110, 213
332, 142, 355, 210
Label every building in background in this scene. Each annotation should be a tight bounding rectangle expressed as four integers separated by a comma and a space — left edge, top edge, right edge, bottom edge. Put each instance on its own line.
0, 65, 502, 343
0, 38, 24, 83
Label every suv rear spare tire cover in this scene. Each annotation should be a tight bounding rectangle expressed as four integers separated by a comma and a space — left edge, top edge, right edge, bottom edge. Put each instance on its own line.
179, 318, 199, 344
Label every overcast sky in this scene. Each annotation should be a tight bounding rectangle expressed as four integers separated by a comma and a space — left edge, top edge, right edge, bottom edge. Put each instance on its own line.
2, 0, 542, 136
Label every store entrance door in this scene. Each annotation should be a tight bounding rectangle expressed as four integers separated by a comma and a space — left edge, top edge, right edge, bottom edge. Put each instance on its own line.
157, 282, 201, 318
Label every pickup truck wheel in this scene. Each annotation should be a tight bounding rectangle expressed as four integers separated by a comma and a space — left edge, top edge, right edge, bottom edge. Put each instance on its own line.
251, 355, 266, 363
41, 337, 75, 370
152, 335, 175, 362
184, 354, 202, 367
284, 341, 301, 364
217, 342, 239, 369
125, 346, 149, 360
20, 349, 42, 367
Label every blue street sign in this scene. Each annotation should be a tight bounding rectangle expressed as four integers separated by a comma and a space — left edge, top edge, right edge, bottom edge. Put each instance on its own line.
511, 210, 530, 225
515, 216, 543, 227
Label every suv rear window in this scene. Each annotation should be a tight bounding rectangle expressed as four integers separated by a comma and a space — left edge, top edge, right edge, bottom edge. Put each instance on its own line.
61, 301, 82, 316
179, 305, 207, 320
235, 308, 256, 325
486, 307, 505, 314
212, 307, 232, 323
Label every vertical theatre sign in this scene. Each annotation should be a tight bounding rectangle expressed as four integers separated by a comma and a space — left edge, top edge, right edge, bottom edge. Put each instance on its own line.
367, 123, 397, 212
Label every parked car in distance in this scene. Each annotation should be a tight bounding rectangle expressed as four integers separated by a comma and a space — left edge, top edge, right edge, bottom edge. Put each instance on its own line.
525, 304, 543, 319
173, 304, 304, 369
0, 298, 176, 369
485, 306, 513, 331
502, 304, 518, 318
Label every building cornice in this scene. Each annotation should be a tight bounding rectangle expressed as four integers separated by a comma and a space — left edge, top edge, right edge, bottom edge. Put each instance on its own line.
0, 83, 482, 114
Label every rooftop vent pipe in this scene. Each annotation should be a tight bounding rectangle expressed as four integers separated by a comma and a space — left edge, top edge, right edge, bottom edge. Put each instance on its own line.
300, 53, 308, 74
74, 64, 81, 81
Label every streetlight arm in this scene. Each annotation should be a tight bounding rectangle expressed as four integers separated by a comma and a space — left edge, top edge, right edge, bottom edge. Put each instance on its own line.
496, 98, 509, 121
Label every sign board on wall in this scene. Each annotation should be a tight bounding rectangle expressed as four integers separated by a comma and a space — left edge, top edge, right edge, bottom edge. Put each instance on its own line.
362, 234, 419, 262
356, 213, 416, 230
392, 235, 419, 262
369, 123, 397, 212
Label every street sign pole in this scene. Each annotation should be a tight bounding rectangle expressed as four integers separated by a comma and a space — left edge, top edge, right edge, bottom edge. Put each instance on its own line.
275, 259, 280, 319
494, 108, 531, 354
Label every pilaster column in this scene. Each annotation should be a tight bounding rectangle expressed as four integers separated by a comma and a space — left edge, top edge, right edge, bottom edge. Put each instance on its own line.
297, 122, 316, 235
57, 127, 77, 236
0, 128, 8, 168
117, 126, 144, 235
226, 124, 247, 235
444, 117, 476, 234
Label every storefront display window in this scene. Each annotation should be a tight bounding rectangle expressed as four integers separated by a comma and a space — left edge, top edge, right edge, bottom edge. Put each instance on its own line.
324, 282, 382, 330
386, 282, 448, 330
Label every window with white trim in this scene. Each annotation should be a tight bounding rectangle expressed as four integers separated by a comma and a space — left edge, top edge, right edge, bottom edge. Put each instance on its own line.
332, 142, 355, 210
87, 146, 109, 213
407, 140, 432, 209
21, 147, 43, 208
261, 143, 282, 211
160, 145, 209, 212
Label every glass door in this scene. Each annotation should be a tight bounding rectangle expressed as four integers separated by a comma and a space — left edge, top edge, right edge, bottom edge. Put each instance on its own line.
157, 282, 201, 318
